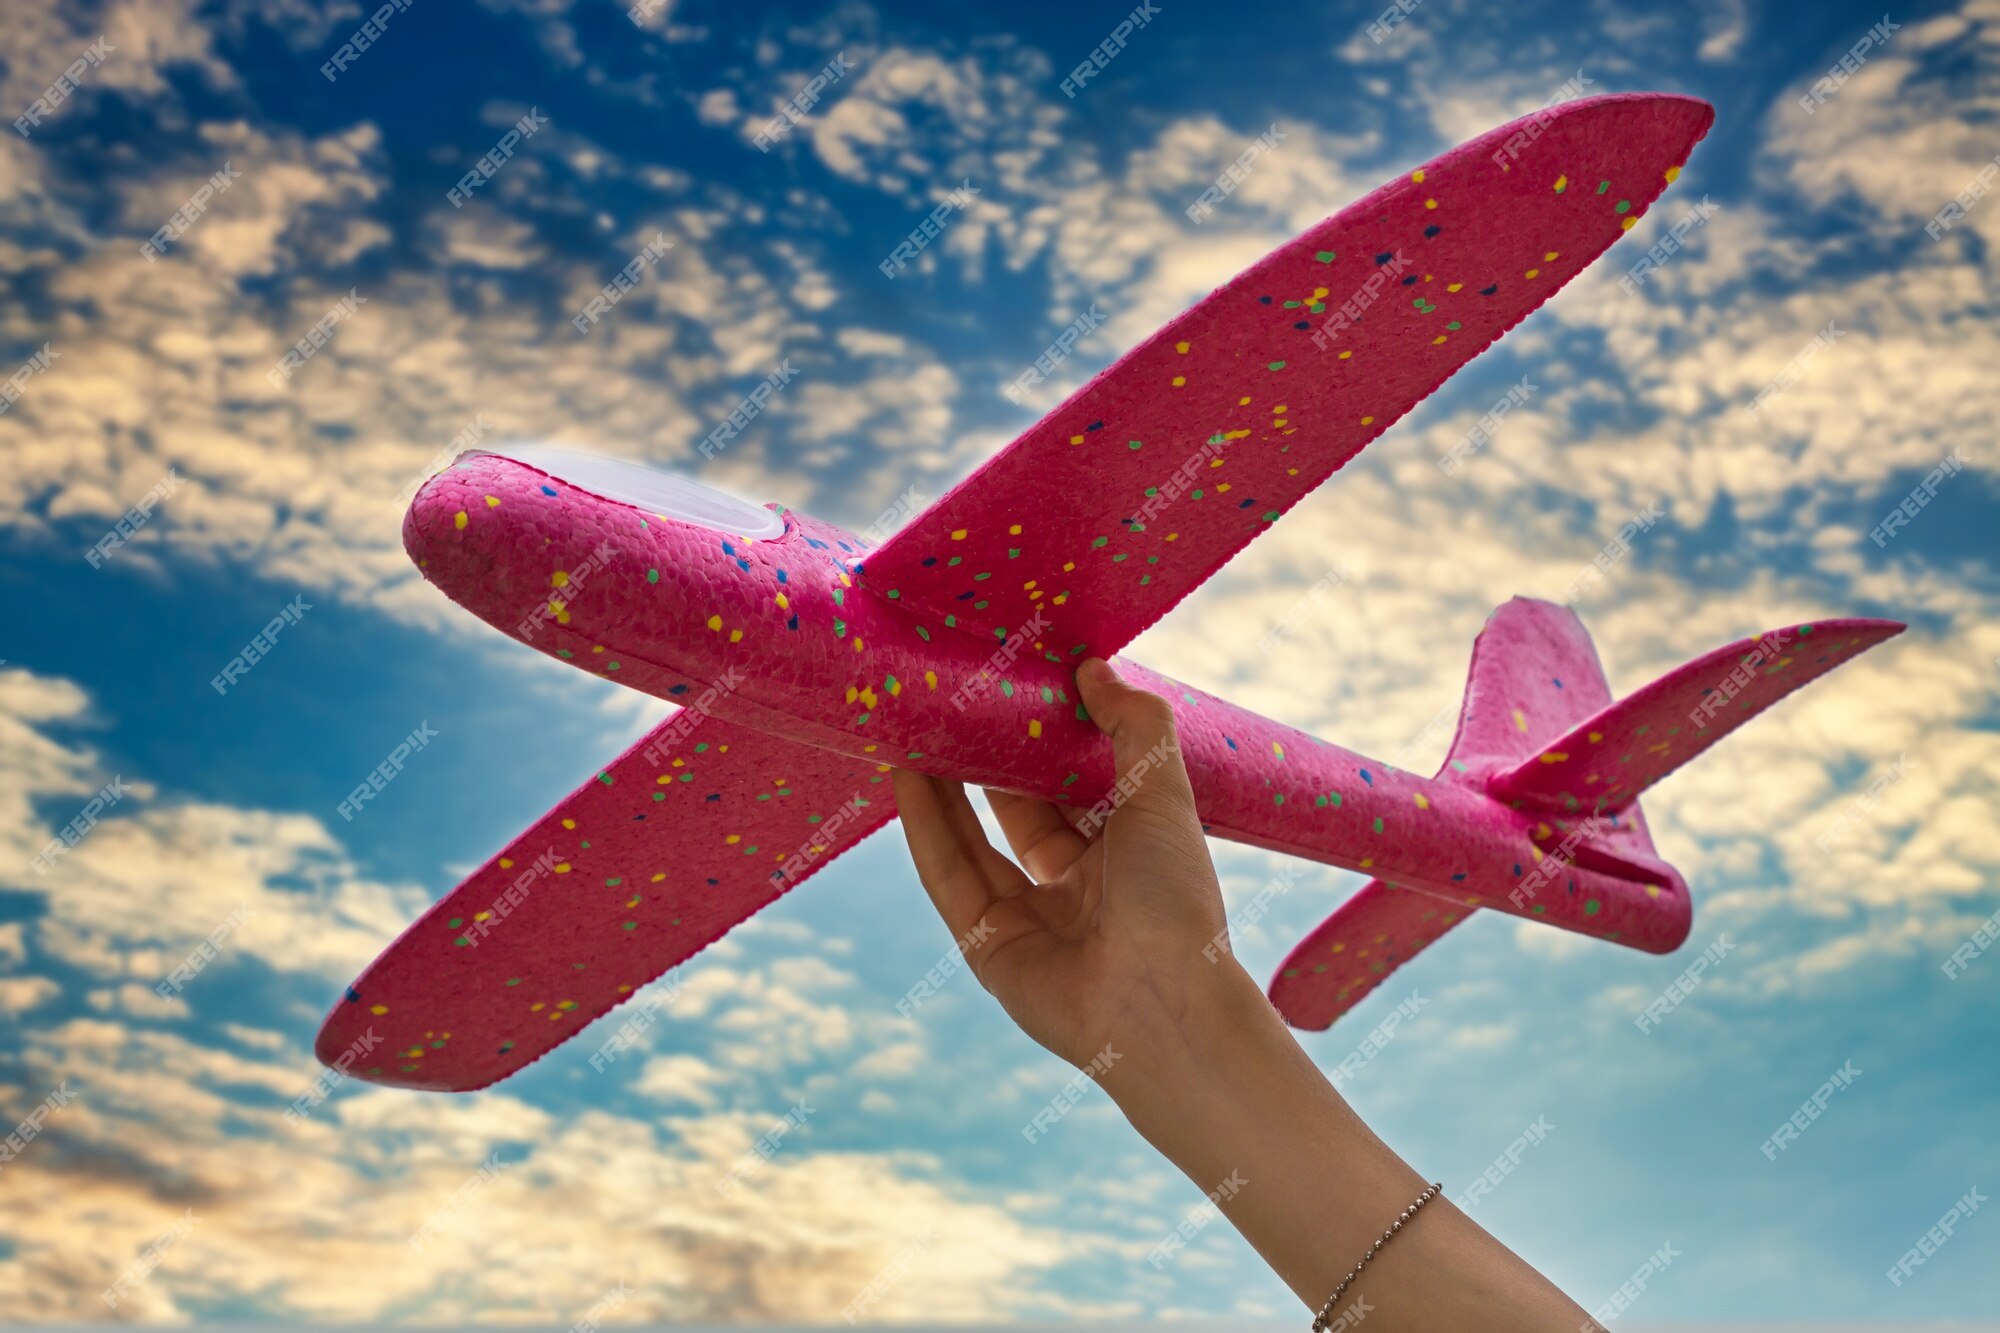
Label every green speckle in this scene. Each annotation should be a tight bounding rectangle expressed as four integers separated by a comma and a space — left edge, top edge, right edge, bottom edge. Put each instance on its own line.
1040, 686, 1054, 703
694, 742, 709, 753
1596, 179, 1610, 194
1583, 899, 1601, 915
1000, 681, 1015, 698
1262, 510, 1280, 522
447, 917, 463, 929
1267, 360, 1287, 371
1091, 535, 1109, 548
1007, 547, 1021, 558
646, 568, 659, 584
622, 921, 638, 931
1314, 250, 1336, 263
505, 977, 521, 986
557, 649, 573, 659
1615, 199, 1631, 213
606, 661, 620, 671
947, 555, 962, 567
916, 626, 931, 642
832, 588, 845, 606
1371, 816, 1384, 833
944, 614, 956, 628
597, 772, 614, 785
1074, 704, 1090, 721
1062, 772, 1080, 786
605, 877, 621, 886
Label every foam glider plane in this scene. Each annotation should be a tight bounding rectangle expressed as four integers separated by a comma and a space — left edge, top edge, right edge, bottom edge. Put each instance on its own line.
319, 93, 1901, 1091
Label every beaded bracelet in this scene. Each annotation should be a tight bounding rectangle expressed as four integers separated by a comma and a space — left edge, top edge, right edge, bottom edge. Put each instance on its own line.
1310, 1181, 1443, 1331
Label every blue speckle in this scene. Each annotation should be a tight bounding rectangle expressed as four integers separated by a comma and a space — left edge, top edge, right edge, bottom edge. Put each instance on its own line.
1359, 768, 1373, 785
541, 485, 558, 497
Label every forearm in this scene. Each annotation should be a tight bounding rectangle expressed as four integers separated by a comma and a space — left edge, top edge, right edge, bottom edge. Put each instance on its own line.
1102, 958, 1593, 1331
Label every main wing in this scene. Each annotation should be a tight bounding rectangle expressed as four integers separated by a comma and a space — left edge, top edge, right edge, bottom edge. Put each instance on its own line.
857, 94, 1714, 660
315, 712, 897, 1091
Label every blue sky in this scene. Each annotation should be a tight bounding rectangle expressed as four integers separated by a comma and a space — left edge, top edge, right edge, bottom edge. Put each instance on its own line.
1, 0, 1997, 1323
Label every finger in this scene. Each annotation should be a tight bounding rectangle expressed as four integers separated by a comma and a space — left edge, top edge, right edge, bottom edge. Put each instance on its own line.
890, 769, 1031, 940
984, 788, 1090, 882
1074, 657, 1199, 823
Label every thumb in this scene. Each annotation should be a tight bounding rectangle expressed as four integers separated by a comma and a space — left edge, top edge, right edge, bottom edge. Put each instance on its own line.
1074, 658, 1197, 827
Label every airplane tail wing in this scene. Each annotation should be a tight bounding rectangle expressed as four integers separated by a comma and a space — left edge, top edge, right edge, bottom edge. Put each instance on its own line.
1269, 597, 1622, 1028
1267, 600, 1902, 1031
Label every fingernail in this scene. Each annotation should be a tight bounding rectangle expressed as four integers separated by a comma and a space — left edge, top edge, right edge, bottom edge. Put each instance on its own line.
1078, 657, 1115, 685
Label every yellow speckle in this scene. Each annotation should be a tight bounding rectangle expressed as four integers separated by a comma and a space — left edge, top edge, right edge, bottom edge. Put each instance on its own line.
1238, 395, 1252, 406
951, 528, 968, 541
1338, 350, 1353, 360
1164, 532, 1178, 542
1646, 884, 1662, 897
1028, 719, 1042, 738
706, 614, 722, 631
924, 671, 937, 690
1332, 941, 1345, 952
1663, 165, 1681, 182
1272, 740, 1284, 756
1414, 793, 1430, 809
853, 637, 864, 652
484, 495, 500, 508
370, 1004, 389, 1016
617, 983, 633, 993
1217, 482, 1231, 492
453, 511, 468, 530
530, 1002, 544, 1012
1512, 709, 1528, 732
473, 910, 492, 922
1023, 580, 1037, 590
729, 628, 744, 643
1433, 335, 1448, 344
651, 872, 666, 882
1360, 857, 1374, 868
1587, 731, 1604, 743
1620, 216, 1638, 230
1411, 169, 1425, 183
1538, 752, 1568, 764
1447, 282, 1463, 292
1062, 561, 1075, 572
1274, 403, 1289, 413
1360, 415, 1375, 425
1172, 376, 1186, 387
1553, 174, 1568, 192
551, 570, 570, 588
554, 862, 571, 874
1052, 593, 1068, 605
1424, 197, 1437, 209
1070, 434, 1084, 445
498, 858, 514, 869
561, 818, 576, 830
1544, 251, 1560, 261
1175, 340, 1190, 353
726, 834, 741, 845
776, 592, 789, 610
1009, 524, 1022, 535
1525, 268, 1540, 279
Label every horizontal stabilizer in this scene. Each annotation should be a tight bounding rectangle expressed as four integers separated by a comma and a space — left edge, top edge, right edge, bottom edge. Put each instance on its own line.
1487, 618, 1904, 816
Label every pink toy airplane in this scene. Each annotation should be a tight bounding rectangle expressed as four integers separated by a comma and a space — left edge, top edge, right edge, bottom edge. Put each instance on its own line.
319, 93, 1901, 1091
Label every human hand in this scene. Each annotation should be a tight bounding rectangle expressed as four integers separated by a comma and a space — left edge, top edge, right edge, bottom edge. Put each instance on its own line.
890, 656, 1266, 1072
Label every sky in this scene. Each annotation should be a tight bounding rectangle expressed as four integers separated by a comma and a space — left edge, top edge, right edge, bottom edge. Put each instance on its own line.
0, 0, 1997, 1324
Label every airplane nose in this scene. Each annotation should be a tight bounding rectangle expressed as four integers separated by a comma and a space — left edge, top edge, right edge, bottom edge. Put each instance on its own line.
404, 453, 560, 637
